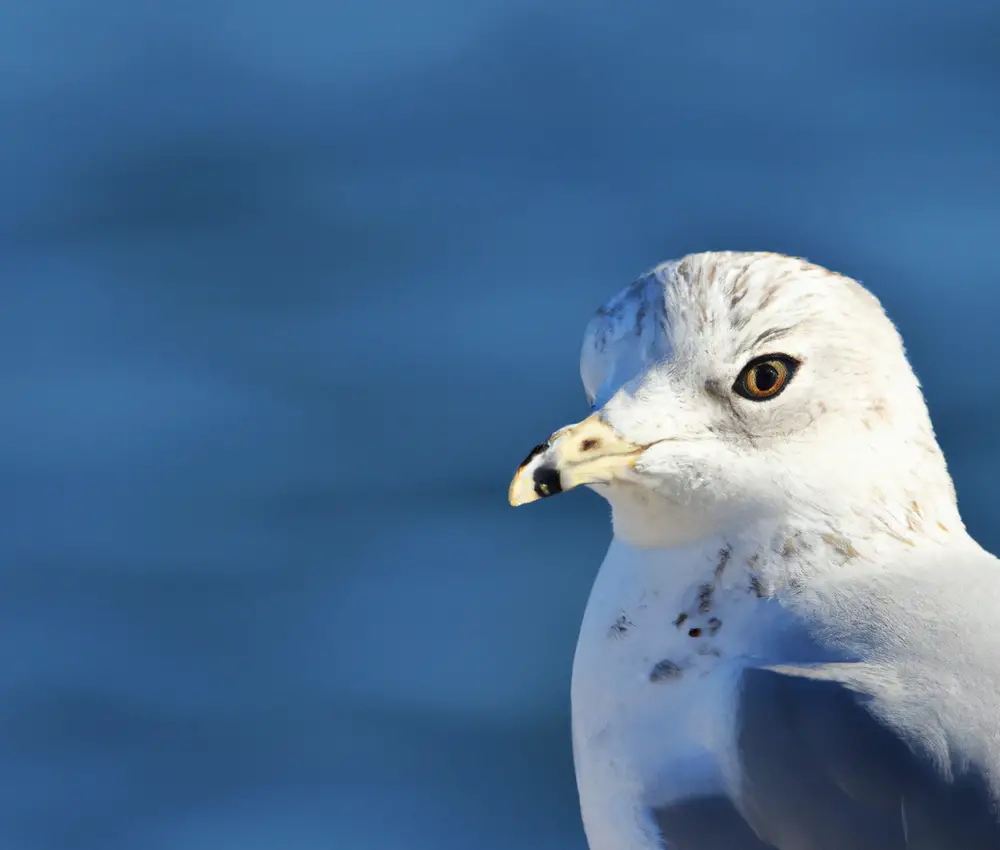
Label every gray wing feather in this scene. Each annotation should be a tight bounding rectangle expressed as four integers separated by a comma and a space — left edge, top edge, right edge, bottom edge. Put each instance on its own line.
652, 661, 1000, 850
653, 795, 774, 850
733, 663, 1000, 850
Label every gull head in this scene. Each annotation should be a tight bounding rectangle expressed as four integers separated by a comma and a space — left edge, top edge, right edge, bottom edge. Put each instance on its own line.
509, 252, 959, 548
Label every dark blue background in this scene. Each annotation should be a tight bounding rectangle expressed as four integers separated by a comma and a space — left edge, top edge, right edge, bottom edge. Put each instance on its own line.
2, 1, 999, 848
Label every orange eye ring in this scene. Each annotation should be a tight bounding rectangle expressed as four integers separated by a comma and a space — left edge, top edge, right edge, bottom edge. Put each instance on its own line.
734, 355, 798, 401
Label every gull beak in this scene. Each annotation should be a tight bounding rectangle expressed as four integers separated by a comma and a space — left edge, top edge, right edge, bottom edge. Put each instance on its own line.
508, 413, 645, 506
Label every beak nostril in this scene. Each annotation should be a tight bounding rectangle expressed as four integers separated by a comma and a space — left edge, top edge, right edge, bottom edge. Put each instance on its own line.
580, 438, 601, 452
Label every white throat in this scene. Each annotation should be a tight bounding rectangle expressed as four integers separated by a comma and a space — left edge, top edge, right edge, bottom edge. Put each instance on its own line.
569, 529, 773, 850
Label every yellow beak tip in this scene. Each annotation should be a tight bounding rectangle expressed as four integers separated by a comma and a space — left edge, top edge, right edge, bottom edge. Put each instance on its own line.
508, 467, 541, 507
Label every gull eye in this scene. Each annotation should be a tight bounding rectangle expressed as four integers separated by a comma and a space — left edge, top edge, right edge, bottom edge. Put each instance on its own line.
734, 354, 799, 401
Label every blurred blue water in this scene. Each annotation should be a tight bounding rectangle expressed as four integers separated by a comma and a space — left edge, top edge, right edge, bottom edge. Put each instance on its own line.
2, 1, 1000, 848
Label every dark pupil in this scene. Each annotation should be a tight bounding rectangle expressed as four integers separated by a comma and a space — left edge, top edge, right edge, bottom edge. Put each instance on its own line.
753, 363, 779, 392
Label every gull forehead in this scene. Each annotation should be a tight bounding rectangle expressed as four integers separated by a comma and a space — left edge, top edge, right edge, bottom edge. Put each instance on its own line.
581, 252, 924, 442
598, 253, 902, 393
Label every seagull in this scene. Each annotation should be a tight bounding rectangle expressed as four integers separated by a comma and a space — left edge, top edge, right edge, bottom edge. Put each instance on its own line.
508, 252, 1000, 850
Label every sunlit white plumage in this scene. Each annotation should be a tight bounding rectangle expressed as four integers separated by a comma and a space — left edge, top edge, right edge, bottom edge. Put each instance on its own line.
509, 252, 1000, 850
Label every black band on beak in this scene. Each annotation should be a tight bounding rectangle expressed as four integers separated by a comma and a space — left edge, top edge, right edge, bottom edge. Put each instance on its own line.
533, 464, 563, 499
519, 441, 549, 469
